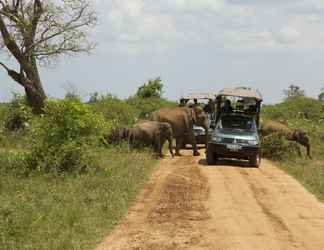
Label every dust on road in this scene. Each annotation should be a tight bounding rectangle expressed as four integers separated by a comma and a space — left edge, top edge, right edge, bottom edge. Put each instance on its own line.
97, 151, 324, 250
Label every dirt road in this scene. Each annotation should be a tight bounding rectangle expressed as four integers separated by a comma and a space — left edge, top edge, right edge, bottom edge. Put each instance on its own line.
97, 151, 324, 250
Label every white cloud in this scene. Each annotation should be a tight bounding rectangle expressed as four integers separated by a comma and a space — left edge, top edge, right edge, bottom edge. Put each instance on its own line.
171, 0, 225, 11
277, 26, 300, 44
92, 0, 324, 56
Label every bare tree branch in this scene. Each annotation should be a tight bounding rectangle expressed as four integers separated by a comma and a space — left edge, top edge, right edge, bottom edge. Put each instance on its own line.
0, 0, 97, 112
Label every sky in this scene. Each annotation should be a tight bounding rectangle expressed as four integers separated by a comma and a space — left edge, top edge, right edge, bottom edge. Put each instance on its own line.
1, 0, 324, 104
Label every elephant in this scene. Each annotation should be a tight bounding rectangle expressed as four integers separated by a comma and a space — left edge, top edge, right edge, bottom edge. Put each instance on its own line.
105, 127, 128, 145
149, 106, 208, 156
105, 121, 174, 158
261, 120, 311, 158
131, 120, 174, 158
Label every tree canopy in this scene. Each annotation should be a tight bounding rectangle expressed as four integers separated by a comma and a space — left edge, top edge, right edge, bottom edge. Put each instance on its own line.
0, 0, 97, 112
136, 77, 164, 99
283, 85, 305, 99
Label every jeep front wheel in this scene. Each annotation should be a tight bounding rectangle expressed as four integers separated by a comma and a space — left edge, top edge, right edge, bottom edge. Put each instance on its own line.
206, 147, 216, 165
250, 153, 261, 168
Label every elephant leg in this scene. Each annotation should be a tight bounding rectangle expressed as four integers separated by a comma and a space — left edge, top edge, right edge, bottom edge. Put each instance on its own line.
155, 133, 163, 158
154, 132, 162, 158
168, 137, 174, 158
189, 130, 200, 156
175, 137, 183, 156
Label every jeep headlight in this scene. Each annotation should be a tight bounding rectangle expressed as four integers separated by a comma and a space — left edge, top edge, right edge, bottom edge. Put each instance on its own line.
248, 139, 258, 146
212, 135, 223, 143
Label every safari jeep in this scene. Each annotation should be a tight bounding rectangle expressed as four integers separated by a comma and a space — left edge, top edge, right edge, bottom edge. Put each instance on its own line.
206, 87, 263, 167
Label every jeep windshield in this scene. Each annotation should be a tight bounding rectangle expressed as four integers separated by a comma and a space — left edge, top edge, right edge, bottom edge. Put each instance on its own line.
216, 114, 256, 133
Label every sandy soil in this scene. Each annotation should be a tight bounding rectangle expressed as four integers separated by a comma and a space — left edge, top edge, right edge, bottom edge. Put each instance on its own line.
97, 151, 324, 250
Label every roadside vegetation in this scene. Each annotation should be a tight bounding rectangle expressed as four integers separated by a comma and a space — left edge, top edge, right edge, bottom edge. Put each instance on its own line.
0, 79, 176, 250
262, 85, 324, 201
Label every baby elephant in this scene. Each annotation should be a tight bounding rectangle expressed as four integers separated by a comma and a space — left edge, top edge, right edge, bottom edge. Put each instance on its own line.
131, 121, 174, 158
261, 120, 311, 159
105, 127, 129, 145
105, 121, 174, 158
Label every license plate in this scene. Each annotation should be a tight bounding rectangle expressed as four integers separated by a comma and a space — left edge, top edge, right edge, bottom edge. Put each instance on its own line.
226, 144, 242, 151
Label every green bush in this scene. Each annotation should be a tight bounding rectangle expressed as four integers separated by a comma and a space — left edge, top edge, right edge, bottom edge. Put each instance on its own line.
4, 94, 33, 131
26, 98, 108, 174
91, 94, 139, 127
263, 96, 324, 123
262, 132, 301, 160
0, 150, 29, 176
0, 103, 8, 123
126, 96, 176, 119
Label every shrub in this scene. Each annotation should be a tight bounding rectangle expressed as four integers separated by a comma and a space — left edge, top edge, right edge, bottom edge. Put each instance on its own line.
262, 132, 301, 160
91, 94, 139, 127
4, 94, 33, 131
0, 150, 29, 176
263, 96, 324, 123
90, 94, 176, 126
27, 98, 108, 174
126, 96, 176, 119
0, 103, 8, 123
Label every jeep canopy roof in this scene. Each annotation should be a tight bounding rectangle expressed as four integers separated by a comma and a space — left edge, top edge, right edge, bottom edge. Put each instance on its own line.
181, 93, 216, 101
217, 87, 263, 102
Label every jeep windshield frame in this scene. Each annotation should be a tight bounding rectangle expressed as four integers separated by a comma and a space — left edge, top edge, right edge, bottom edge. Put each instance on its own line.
216, 114, 257, 133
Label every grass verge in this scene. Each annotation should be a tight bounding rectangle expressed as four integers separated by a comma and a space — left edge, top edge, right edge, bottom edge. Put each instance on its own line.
0, 147, 157, 250
274, 157, 324, 202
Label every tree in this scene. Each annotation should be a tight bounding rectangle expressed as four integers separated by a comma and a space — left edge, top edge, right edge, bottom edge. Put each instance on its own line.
88, 92, 100, 103
136, 77, 164, 99
319, 87, 324, 102
0, 0, 97, 113
283, 85, 305, 99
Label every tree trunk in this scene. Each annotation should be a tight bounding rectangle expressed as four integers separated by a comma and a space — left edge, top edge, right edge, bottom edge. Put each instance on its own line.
25, 84, 46, 114
24, 63, 47, 114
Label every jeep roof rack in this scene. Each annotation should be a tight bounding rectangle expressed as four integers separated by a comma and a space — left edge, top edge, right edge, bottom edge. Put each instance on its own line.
217, 87, 263, 101
181, 93, 217, 101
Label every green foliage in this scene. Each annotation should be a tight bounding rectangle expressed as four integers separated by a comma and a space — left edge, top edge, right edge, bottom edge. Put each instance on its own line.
4, 94, 33, 131
88, 92, 100, 103
263, 96, 324, 123
126, 96, 176, 119
0, 151, 29, 176
90, 94, 139, 127
283, 85, 305, 99
136, 77, 164, 99
0, 91, 175, 249
319, 92, 324, 102
0, 103, 8, 122
26, 98, 108, 174
91, 94, 176, 126
0, 147, 156, 250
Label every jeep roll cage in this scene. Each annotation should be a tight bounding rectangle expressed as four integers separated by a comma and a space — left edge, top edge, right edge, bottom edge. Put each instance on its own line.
215, 87, 263, 128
